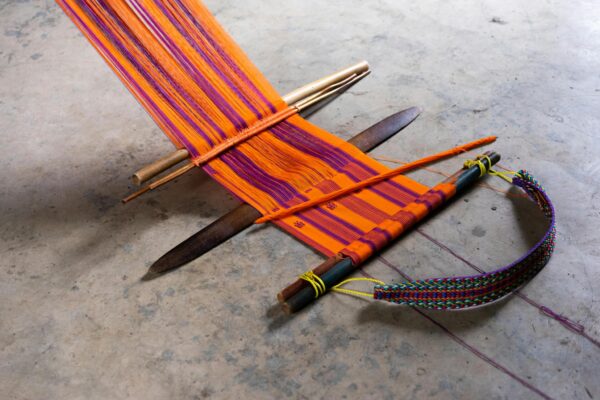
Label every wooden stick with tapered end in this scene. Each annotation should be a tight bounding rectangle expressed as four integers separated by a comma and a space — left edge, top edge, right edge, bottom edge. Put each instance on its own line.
132, 149, 189, 186
281, 152, 501, 314
142, 107, 422, 280
142, 203, 261, 281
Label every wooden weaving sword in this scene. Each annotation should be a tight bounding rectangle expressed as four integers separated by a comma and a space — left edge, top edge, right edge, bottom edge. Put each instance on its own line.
142, 106, 422, 281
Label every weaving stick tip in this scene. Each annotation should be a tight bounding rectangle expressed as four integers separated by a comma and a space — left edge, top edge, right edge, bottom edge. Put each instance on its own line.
276, 292, 285, 303
354, 60, 369, 73
281, 302, 293, 315
141, 270, 160, 281
122, 186, 150, 203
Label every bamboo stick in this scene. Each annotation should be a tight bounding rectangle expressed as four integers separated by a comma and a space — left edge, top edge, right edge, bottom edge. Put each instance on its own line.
282, 60, 369, 105
124, 61, 370, 201
122, 162, 195, 203
132, 149, 189, 185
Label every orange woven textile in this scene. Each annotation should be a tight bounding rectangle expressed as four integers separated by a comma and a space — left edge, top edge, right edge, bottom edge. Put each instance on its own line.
58, 0, 441, 262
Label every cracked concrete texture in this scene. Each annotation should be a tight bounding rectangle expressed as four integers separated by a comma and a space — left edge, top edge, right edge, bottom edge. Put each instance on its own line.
1, 0, 599, 399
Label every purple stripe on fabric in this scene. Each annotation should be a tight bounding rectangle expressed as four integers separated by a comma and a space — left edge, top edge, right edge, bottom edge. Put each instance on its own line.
313, 178, 401, 225
73, 0, 196, 154
339, 196, 391, 223
156, 0, 265, 120
382, 178, 421, 198
313, 208, 364, 236
377, 179, 422, 201
372, 226, 393, 242
273, 220, 335, 257
220, 149, 300, 203
99, 2, 222, 147
341, 168, 409, 207
274, 120, 424, 208
357, 237, 378, 253
203, 164, 264, 210
128, 0, 248, 132
392, 210, 418, 227
343, 162, 422, 201
414, 192, 439, 212
299, 212, 351, 245
271, 123, 348, 171
173, 0, 277, 114
280, 120, 376, 174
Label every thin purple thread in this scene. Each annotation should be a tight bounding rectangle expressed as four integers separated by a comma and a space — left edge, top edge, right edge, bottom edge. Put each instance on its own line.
377, 255, 554, 400
412, 307, 554, 400
415, 229, 600, 349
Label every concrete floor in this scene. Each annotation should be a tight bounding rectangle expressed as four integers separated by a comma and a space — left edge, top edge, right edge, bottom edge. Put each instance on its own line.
1, 0, 599, 399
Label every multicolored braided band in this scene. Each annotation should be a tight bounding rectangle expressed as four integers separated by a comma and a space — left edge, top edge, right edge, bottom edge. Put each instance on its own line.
373, 170, 556, 310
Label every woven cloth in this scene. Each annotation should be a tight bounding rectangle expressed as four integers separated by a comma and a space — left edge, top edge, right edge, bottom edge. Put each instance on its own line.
58, 1, 554, 310
374, 171, 556, 309
57, 0, 431, 263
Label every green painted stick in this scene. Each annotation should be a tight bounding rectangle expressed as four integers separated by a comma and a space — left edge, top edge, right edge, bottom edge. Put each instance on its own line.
282, 152, 501, 314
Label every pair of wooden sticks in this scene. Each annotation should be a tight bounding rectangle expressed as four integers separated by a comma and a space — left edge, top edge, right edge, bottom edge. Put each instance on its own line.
279, 152, 501, 313
123, 61, 370, 202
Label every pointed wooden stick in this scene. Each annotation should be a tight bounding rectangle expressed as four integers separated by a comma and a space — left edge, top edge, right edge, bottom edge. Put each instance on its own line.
122, 162, 195, 203
141, 107, 422, 280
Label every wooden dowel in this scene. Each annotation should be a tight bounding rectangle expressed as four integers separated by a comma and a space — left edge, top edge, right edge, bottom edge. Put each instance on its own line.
122, 162, 195, 203
132, 149, 189, 185
277, 254, 345, 302
129, 61, 370, 187
282, 60, 369, 105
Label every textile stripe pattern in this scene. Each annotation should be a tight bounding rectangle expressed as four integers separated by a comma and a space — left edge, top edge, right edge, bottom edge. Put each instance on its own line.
57, 0, 431, 262
374, 171, 556, 309
58, 1, 554, 309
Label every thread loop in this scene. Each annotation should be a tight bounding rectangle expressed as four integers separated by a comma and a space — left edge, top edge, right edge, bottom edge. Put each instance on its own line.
299, 271, 326, 298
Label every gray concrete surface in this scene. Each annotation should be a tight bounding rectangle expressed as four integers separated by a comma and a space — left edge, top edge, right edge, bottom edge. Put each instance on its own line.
1, 0, 599, 399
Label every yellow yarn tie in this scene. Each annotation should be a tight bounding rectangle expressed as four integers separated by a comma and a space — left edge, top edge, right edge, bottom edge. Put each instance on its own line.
463, 155, 492, 177
464, 155, 517, 184
490, 169, 517, 183
331, 277, 385, 298
298, 271, 327, 298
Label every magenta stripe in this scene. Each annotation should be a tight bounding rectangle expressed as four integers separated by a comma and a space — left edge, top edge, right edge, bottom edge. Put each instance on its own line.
128, 0, 248, 132
313, 208, 364, 236
172, 0, 278, 114
299, 212, 351, 245
220, 149, 300, 203
98, 1, 222, 146
70, 0, 196, 153
155, 0, 265, 119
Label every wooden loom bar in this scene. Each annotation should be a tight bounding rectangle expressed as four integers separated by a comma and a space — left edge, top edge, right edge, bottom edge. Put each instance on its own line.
280, 152, 501, 314
128, 61, 370, 188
